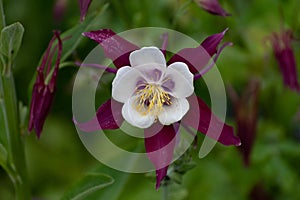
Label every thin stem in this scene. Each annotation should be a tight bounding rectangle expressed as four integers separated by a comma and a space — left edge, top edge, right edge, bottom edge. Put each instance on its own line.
0, 0, 6, 30
162, 184, 168, 200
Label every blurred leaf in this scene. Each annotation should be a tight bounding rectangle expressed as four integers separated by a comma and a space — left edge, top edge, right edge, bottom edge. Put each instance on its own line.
168, 172, 183, 184
60, 3, 108, 62
168, 183, 188, 200
279, 141, 300, 157
88, 145, 145, 200
0, 22, 24, 61
91, 171, 130, 200
61, 173, 114, 200
18, 101, 28, 135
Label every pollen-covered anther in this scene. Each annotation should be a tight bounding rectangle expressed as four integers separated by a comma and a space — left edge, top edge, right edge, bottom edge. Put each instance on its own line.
134, 83, 172, 116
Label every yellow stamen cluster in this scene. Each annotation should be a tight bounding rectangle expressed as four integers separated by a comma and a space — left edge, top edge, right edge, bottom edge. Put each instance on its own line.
134, 83, 172, 116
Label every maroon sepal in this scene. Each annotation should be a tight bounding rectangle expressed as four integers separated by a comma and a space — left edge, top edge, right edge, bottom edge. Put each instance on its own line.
182, 95, 241, 146
83, 29, 139, 69
74, 98, 124, 132
144, 123, 179, 189
270, 30, 300, 92
168, 29, 228, 74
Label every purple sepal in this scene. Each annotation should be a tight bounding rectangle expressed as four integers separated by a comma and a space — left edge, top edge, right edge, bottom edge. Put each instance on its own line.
270, 30, 300, 92
144, 123, 179, 189
182, 95, 241, 146
74, 98, 124, 132
78, 0, 92, 22
168, 29, 228, 74
83, 29, 139, 69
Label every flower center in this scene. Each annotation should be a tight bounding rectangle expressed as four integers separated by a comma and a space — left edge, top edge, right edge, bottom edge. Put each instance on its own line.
134, 83, 172, 116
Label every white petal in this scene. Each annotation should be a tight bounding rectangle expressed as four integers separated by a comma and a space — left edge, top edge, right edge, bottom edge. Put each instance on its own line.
112, 66, 143, 103
158, 98, 189, 125
164, 62, 194, 98
122, 97, 155, 129
129, 47, 166, 68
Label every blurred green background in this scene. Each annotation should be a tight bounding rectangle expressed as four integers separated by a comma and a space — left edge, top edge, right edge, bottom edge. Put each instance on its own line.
1, 0, 300, 199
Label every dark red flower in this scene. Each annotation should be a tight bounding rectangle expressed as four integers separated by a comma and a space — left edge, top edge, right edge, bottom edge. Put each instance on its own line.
28, 31, 62, 138
76, 29, 240, 188
195, 0, 231, 17
228, 79, 260, 166
270, 30, 300, 92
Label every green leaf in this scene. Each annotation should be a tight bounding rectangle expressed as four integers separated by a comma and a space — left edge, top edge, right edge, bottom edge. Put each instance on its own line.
60, 3, 109, 62
0, 142, 7, 167
87, 144, 145, 200
0, 22, 24, 61
18, 101, 28, 135
61, 173, 114, 200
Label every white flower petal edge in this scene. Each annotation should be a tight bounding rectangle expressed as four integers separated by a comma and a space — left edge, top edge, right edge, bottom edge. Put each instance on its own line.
129, 47, 166, 68
122, 97, 156, 129
158, 98, 189, 125
112, 66, 142, 103
164, 62, 194, 98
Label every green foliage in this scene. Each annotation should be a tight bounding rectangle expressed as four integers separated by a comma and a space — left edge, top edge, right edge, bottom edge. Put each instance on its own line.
60, 3, 108, 63
0, 22, 24, 75
0, 22, 24, 61
61, 173, 114, 200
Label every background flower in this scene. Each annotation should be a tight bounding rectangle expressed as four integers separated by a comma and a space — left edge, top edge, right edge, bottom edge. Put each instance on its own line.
28, 30, 62, 138
269, 29, 300, 92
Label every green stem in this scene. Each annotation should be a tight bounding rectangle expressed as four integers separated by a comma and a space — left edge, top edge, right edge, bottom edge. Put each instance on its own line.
0, 74, 30, 200
0, 1, 30, 199
162, 184, 168, 200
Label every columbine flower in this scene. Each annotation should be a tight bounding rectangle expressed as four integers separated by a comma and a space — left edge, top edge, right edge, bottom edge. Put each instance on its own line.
112, 47, 193, 128
195, 0, 231, 17
78, 0, 92, 22
228, 79, 260, 166
28, 31, 62, 138
270, 30, 300, 92
75, 29, 240, 188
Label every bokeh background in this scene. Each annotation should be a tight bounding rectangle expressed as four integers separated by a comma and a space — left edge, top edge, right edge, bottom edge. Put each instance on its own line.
0, 0, 300, 199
